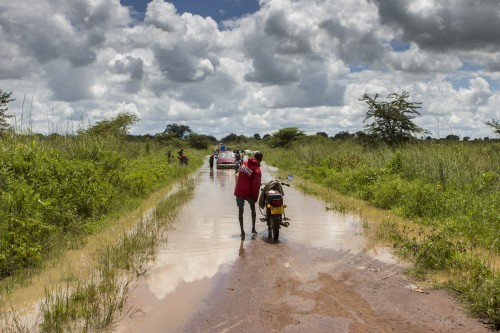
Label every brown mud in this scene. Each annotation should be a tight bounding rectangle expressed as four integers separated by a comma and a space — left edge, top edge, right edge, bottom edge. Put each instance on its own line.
182, 240, 491, 333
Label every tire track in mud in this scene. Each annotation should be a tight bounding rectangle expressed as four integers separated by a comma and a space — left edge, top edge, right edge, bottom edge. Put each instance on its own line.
183, 239, 491, 333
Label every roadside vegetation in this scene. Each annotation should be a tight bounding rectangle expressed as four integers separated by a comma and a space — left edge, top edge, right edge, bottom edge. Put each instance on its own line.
216, 92, 499, 328
247, 135, 499, 328
1, 87, 499, 329
0, 106, 209, 331
0, 128, 204, 282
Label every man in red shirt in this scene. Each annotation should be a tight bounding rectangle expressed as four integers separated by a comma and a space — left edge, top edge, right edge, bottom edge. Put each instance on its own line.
234, 151, 263, 239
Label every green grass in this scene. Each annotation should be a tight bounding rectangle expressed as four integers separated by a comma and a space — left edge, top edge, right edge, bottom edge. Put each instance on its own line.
251, 137, 499, 328
0, 132, 206, 331
1, 179, 195, 332
0, 134, 204, 281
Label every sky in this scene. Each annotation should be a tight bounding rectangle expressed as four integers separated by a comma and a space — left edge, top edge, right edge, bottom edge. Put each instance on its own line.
1, 0, 500, 139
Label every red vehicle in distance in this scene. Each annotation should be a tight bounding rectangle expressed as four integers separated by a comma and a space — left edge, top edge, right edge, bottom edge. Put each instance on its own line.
216, 151, 237, 169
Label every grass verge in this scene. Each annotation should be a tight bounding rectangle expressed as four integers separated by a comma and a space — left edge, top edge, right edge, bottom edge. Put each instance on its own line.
253, 139, 499, 329
1, 179, 195, 332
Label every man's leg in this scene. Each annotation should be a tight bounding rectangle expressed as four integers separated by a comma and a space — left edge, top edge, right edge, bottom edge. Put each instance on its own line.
236, 197, 245, 239
239, 206, 245, 238
249, 200, 257, 234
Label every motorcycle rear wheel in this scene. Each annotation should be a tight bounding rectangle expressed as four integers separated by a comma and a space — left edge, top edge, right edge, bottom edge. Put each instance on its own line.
271, 216, 280, 240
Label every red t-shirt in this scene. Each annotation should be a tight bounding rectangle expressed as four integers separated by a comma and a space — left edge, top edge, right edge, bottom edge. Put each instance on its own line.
234, 158, 262, 201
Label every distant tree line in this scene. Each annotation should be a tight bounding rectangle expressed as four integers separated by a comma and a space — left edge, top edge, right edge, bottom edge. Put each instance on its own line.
1, 88, 499, 148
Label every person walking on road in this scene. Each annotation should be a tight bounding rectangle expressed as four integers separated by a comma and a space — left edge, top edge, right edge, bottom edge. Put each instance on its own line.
234, 151, 263, 240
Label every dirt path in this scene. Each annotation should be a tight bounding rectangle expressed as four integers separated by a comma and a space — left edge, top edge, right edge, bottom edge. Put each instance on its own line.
115, 165, 494, 333
182, 236, 492, 333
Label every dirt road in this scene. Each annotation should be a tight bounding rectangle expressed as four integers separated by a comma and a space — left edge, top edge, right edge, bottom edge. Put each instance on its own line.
181, 235, 491, 333
117, 165, 493, 333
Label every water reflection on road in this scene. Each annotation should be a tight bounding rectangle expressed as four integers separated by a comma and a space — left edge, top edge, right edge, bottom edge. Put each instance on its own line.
115, 162, 394, 332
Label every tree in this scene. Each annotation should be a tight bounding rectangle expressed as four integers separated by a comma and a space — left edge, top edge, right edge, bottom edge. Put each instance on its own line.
187, 133, 211, 150
164, 123, 192, 139
316, 131, 329, 138
485, 119, 500, 136
360, 91, 430, 146
269, 127, 305, 148
445, 134, 460, 141
220, 133, 238, 142
253, 133, 261, 140
0, 89, 14, 132
333, 131, 354, 140
80, 112, 139, 137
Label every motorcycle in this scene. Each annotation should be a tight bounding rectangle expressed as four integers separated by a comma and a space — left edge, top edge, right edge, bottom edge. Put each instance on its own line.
258, 174, 293, 240
234, 150, 243, 173
234, 158, 242, 173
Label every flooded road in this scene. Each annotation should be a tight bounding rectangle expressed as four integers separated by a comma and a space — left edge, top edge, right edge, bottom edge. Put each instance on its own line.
115, 162, 399, 332
0, 161, 490, 332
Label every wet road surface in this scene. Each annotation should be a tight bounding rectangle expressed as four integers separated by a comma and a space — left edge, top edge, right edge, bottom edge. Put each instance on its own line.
114, 162, 490, 333
115, 162, 401, 332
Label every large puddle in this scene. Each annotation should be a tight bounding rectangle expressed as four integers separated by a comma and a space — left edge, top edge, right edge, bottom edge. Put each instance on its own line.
115, 162, 399, 332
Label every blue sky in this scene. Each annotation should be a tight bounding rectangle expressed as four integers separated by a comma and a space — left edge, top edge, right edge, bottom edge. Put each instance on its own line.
1, 0, 499, 139
121, 0, 260, 23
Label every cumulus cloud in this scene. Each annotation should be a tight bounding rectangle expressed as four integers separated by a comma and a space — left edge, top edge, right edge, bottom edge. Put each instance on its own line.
0, 0, 499, 138
373, 0, 500, 62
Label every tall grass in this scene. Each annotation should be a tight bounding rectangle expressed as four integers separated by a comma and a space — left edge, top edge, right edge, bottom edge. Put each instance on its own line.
256, 137, 500, 328
0, 133, 203, 282
40, 181, 194, 332
1, 179, 195, 332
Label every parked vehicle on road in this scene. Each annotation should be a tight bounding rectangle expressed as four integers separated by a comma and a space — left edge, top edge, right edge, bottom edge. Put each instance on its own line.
216, 151, 237, 169
258, 175, 293, 240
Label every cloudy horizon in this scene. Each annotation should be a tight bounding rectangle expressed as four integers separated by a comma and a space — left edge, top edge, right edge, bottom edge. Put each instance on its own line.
1, 0, 499, 139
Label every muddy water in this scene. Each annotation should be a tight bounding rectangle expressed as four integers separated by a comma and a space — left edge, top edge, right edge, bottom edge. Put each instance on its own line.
115, 162, 397, 332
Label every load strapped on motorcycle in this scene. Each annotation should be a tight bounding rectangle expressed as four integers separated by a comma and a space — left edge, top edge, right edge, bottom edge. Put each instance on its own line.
258, 174, 293, 240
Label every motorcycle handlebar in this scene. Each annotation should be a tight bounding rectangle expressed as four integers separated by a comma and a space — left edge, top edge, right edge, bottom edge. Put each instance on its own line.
260, 180, 290, 187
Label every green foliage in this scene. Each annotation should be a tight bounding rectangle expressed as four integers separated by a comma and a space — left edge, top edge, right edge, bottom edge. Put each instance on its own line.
261, 138, 499, 327
333, 130, 355, 140
412, 230, 465, 271
220, 133, 238, 142
187, 133, 212, 150
164, 123, 192, 139
445, 134, 460, 141
269, 127, 305, 148
360, 91, 430, 146
117, 155, 171, 196
79, 113, 139, 138
0, 89, 14, 132
485, 119, 500, 136
0, 134, 202, 278
460, 274, 500, 329
220, 132, 250, 145
386, 150, 403, 173
316, 131, 328, 138
35, 180, 195, 332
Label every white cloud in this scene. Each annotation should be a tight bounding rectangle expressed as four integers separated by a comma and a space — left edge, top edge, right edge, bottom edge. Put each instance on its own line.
1, 0, 499, 138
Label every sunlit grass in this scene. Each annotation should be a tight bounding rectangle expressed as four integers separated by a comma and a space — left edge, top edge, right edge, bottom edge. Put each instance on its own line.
0, 130, 205, 331
256, 138, 499, 328
1, 180, 195, 332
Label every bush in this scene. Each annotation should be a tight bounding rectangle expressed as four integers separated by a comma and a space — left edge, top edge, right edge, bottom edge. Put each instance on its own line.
0, 135, 199, 278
